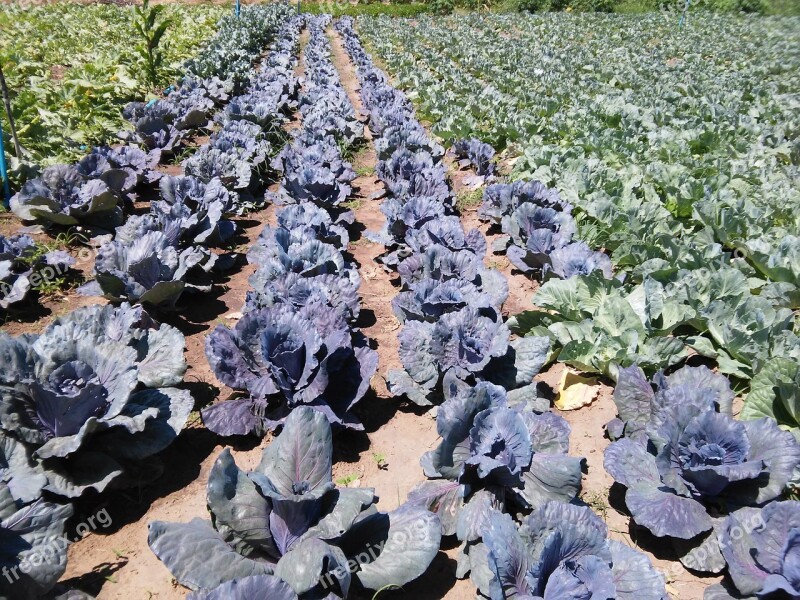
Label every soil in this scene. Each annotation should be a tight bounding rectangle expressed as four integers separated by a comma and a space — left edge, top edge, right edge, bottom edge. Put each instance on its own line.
0, 22, 715, 600
50, 65, 68, 81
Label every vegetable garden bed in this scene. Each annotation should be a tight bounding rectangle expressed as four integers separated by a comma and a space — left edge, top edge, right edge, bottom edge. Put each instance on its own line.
0, 3, 226, 168
0, 5, 798, 600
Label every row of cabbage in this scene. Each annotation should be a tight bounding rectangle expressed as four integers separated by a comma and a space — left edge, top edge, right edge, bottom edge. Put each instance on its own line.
116, 0, 297, 173
0, 8, 298, 600
1, 4, 295, 314
482, 174, 800, 402
198, 14, 380, 437
357, 13, 800, 397
429, 47, 800, 600
146, 17, 444, 600
77, 12, 305, 310
335, 16, 673, 600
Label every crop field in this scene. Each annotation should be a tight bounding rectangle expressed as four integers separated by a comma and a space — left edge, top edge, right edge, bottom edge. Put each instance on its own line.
359, 12, 800, 380
0, 3, 225, 167
0, 4, 798, 600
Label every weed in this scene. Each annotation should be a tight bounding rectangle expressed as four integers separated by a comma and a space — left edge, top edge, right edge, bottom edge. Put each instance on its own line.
335, 473, 359, 486
21, 238, 84, 299
336, 137, 356, 162
171, 145, 195, 165
456, 187, 483, 213
28, 231, 88, 263
582, 488, 610, 521
487, 259, 504, 270
33, 275, 75, 300
348, 238, 372, 249
355, 164, 376, 177
186, 410, 208, 428
342, 198, 363, 211
372, 452, 388, 470
132, 0, 172, 89
349, 145, 376, 178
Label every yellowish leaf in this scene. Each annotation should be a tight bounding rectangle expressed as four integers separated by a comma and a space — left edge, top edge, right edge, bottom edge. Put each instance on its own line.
555, 368, 601, 411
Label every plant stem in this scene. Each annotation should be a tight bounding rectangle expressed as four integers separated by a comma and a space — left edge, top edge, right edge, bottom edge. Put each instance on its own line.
0, 64, 22, 158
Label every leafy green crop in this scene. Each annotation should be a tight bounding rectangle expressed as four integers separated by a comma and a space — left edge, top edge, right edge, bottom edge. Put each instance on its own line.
742, 358, 800, 440
0, 3, 225, 168
358, 12, 800, 388
133, 0, 172, 89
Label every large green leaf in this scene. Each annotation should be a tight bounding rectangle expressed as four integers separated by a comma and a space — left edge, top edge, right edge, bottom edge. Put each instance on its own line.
742, 358, 800, 438
206, 449, 277, 557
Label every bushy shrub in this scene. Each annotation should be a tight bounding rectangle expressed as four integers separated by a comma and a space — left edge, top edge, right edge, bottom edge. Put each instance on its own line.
517, 0, 615, 11
658, 0, 770, 10
702, 0, 769, 11
516, 0, 551, 10
571, 0, 616, 10
429, 0, 456, 13
513, 0, 773, 11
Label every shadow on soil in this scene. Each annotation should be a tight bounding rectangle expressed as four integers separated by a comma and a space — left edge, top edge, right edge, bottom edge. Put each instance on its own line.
3, 302, 52, 325
335, 390, 436, 465
56, 558, 129, 598
182, 379, 220, 411
347, 220, 367, 243
334, 388, 401, 464
71, 427, 220, 536
160, 287, 232, 335
357, 307, 378, 330
609, 481, 720, 581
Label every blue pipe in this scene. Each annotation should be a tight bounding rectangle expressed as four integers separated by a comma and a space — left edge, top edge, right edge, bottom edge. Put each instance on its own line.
0, 120, 10, 207
679, 0, 691, 29
236, 0, 241, 17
